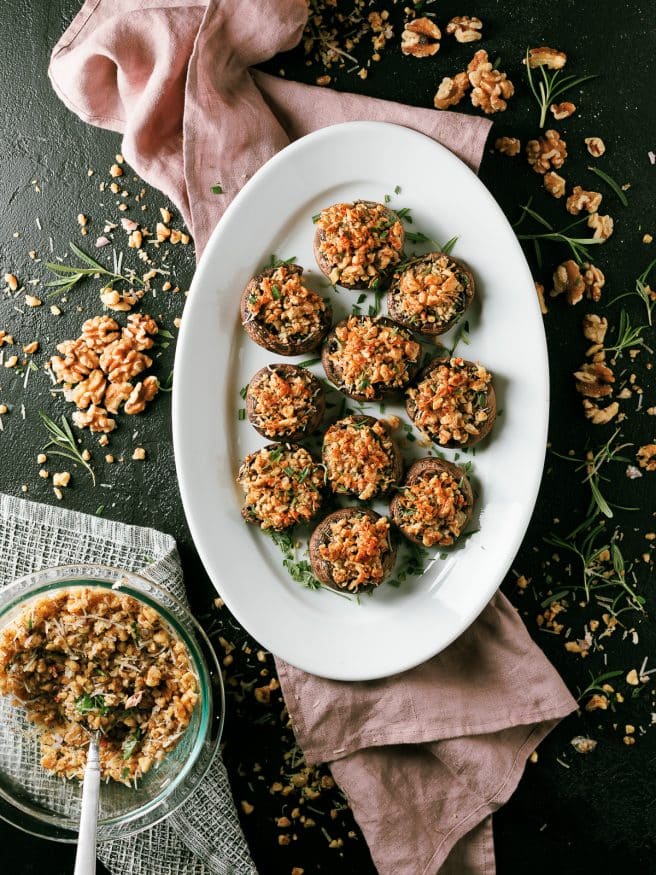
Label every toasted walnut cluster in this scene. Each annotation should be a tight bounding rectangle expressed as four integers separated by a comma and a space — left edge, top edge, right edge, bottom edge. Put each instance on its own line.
248, 367, 320, 439
237, 445, 324, 531
576, 315, 619, 424
391, 254, 470, 328
401, 17, 440, 56
407, 357, 492, 446
0, 588, 198, 784
244, 265, 328, 345
446, 16, 482, 43
467, 50, 514, 114
394, 471, 470, 547
323, 417, 397, 500
318, 513, 391, 590
49, 314, 160, 433
526, 130, 567, 174
495, 136, 521, 156
637, 445, 656, 472
315, 202, 403, 288
551, 260, 605, 305
566, 186, 602, 215
326, 317, 421, 398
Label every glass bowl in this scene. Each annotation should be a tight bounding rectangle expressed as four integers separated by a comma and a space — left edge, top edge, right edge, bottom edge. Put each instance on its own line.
0, 564, 224, 843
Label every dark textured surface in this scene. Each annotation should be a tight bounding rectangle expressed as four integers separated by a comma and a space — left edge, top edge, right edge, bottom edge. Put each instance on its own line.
1, 1, 655, 873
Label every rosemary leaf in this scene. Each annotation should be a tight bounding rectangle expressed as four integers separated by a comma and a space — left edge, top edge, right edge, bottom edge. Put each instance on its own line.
587, 165, 629, 207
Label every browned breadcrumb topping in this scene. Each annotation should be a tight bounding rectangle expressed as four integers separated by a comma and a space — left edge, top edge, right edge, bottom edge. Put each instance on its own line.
326, 317, 421, 398
244, 266, 327, 346
315, 202, 403, 288
0, 588, 198, 784
395, 471, 470, 547
319, 514, 391, 590
407, 357, 492, 446
248, 368, 321, 439
391, 254, 470, 328
323, 417, 397, 500
238, 445, 324, 530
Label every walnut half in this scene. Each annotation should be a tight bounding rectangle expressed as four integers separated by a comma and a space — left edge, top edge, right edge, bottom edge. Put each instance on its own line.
526, 130, 567, 174
582, 314, 608, 345
445, 16, 482, 43
582, 400, 619, 425
124, 376, 159, 415
566, 186, 602, 216
495, 136, 521, 156
637, 444, 656, 472
544, 171, 566, 199
401, 17, 441, 57
433, 73, 470, 110
525, 46, 567, 69
574, 362, 615, 398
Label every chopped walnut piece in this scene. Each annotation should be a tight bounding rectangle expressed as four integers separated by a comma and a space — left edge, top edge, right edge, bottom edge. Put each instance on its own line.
100, 339, 152, 383
66, 369, 107, 409
526, 130, 567, 174
585, 136, 606, 157
525, 46, 567, 69
132, 447, 147, 461
0, 331, 14, 347
467, 50, 514, 114
585, 693, 609, 712
100, 287, 144, 312
535, 281, 548, 314
51, 339, 100, 384
494, 136, 521, 156
445, 16, 482, 43
582, 314, 608, 344
23, 341, 39, 354
581, 263, 605, 302
52, 471, 71, 488
570, 736, 598, 754
583, 399, 619, 425
637, 444, 656, 471
4, 273, 19, 292
551, 260, 585, 305
566, 185, 603, 215
587, 213, 614, 240
104, 381, 134, 414
401, 17, 440, 57
122, 313, 159, 351
574, 362, 615, 398
81, 315, 120, 352
72, 404, 116, 433
433, 72, 470, 109
550, 101, 576, 120
543, 171, 566, 198
124, 376, 159, 415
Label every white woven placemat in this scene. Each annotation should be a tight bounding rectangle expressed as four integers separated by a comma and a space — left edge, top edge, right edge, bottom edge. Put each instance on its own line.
0, 493, 257, 875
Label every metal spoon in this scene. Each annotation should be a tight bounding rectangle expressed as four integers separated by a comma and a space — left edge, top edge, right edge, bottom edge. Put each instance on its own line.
73, 731, 100, 875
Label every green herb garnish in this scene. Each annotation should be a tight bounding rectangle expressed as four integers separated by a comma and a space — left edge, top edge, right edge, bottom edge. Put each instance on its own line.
586, 166, 629, 207
211, 183, 224, 194
238, 408, 246, 420
524, 48, 596, 128
40, 412, 96, 486
75, 694, 110, 717
122, 729, 143, 760
44, 243, 144, 298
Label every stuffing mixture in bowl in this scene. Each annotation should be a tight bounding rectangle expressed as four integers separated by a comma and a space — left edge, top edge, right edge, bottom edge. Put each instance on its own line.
313, 200, 404, 289
406, 356, 496, 447
0, 588, 199, 784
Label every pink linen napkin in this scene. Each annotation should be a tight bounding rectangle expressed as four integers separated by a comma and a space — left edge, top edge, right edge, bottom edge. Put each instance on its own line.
49, 2, 577, 872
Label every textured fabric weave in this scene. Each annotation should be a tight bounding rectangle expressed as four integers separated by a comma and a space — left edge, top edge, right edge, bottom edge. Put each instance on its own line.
0, 493, 256, 875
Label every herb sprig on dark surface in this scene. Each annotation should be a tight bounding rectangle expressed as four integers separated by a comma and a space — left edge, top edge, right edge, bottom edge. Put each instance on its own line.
524, 48, 597, 128
514, 201, 604, 266
40, 412, 96, 486
44, 242, 143, 297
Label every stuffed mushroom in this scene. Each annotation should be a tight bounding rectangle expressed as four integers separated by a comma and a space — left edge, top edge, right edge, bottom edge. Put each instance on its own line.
387, 251, 475, 336
245, 364, 325, 442
390, 458, 474, 548
240, 263, 331, 355
237, 443, 324, 531
405, 356, 496, 448
313, 200, 404, 290
309, 508, 397, 592
322, 315, 422, 401
322, 415, 402, 500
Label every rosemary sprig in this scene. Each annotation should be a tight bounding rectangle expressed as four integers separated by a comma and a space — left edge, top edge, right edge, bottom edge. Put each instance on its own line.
603, 309, 652, 361
577, 669, 624, 704
544, 514, 643, 613
266, 254, 297, 270
440, 235, 459, 255
551, 428, 633, 518
524, 48, 597, 128
609, 259, 656, 326
514, 201, 604, 266
586, 166, 629, 207
40, 412, 96, 486
44, 243, 144, 298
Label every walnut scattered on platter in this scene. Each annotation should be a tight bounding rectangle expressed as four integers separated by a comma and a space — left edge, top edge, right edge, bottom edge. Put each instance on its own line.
526, 130, 567, 174
401, 17, 440, 57
445, 16, 482, 43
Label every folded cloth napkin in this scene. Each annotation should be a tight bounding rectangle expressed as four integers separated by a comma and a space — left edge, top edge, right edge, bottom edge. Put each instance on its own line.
49, 2, 577, 872
0, 493, 256, 875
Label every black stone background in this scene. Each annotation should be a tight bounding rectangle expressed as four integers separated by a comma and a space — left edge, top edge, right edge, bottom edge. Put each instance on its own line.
1, 1, 655, 873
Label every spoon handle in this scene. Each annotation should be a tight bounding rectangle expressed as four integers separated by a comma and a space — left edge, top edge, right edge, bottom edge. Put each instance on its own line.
73, 735, 100, 875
